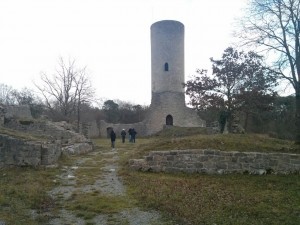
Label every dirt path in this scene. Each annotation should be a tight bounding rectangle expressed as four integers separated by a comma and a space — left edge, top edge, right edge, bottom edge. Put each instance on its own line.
46, 142, 168, 225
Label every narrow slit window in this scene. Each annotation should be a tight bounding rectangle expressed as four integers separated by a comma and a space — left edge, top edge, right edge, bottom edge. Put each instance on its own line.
164, 63, 169, 71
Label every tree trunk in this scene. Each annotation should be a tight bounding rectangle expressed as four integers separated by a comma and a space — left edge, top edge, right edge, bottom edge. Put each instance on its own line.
77, 101, 80, 133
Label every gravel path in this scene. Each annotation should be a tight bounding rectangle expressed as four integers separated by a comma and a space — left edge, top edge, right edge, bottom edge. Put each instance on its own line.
46, 147, 169, 225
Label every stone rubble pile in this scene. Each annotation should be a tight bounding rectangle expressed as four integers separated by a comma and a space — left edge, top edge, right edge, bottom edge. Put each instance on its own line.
0, 105, 93, 167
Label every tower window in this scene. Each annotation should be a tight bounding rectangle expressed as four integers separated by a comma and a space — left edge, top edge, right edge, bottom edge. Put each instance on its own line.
164, 63, 169, 71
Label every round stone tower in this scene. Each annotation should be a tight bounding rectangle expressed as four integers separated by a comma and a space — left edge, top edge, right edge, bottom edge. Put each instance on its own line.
98, 20, 205, 137
151, 20, 185, 97
144, 20, 205, 135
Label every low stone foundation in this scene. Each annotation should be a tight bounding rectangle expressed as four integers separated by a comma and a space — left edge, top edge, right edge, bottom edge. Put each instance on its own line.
129, 149, 300, 175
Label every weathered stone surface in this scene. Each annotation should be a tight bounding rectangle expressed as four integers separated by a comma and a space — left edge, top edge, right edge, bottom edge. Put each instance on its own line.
5, 105, 32, 119
0, 105, 5, 125
62, 142, 93, 155
0, 134, 61, 167
0, 105, 94, 167
41, 143, 62, 165
129, 149, 300, 175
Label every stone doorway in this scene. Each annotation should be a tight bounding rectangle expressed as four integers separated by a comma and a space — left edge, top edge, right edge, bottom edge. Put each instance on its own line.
166, 115, 173, 126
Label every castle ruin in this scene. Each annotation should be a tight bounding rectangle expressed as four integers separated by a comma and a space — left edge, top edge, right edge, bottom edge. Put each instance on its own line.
99, 20, 205, 137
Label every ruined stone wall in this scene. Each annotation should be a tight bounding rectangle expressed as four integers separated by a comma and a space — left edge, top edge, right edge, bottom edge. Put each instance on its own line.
5, 105, 32, 119
4, 120, 88, 145
129, 149, 300, 175
0, 134, 61, 167
0, 105, 5, 126
99, 120, 146, 138
0, 105, 94, 167
80, 121, 100, 138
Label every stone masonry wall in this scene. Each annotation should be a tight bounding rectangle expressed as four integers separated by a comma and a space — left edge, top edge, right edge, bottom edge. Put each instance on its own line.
5, 105, 32, 119
4, 120, 88, 145
0, 105, 94, 167
129, 149, 300, 175
99, 120, 146, 137
0, 134, 61, 167
145, 92, 205, 135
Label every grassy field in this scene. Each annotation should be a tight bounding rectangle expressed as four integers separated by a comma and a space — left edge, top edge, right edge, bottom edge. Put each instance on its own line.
123, 171, 300, 225
0, 167, 59, 224
119, 130, 300, 225
0, 129, 299, 224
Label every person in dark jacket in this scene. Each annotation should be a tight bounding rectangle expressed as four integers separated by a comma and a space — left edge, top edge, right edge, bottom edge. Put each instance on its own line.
131, 128, 137, 143
110, 128, 116, 150
121, 129, 126, 143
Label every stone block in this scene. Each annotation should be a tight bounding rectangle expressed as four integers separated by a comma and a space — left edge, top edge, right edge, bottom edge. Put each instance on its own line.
194, 162, 204, 169
166, 155, 175, 161
170, 151, 178, 155
185, 168, 197, 173
198, 155, 209, 162
145, 156, 154, 161
41, 143, 61, 165
290, 159, 300, 166
182, 155, 192, 161
204, 149, 216, 155
153, 155, 164, 161
216, 162, 228, 170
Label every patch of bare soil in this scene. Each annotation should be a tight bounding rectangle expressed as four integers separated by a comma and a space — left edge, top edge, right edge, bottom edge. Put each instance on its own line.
46, 146, 170, 225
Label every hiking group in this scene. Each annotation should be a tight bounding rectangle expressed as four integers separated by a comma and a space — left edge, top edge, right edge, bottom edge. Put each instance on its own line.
110, 128, 137, 150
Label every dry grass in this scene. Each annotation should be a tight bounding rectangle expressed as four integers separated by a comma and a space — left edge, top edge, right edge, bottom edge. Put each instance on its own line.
0, 130, 299, 225
119, 131, 300, 225
65, 191, 132, 220
143, 130, 299, 154
124, 172, 300, 225
0, 167, 59, 225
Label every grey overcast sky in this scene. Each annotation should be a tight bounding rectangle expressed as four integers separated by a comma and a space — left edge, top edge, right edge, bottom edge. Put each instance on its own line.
0, 0, 247, 106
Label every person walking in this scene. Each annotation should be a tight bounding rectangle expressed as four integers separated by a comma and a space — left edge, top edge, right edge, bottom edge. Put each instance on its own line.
110, 128, 116, 150
128, 128, 133, 142
121, 129, 126, 143
131, 128, 137, 143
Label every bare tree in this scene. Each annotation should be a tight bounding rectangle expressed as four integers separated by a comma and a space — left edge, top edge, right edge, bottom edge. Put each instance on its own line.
11, 88, 44, 118
238, 0, 300, 144
74, 67, 95, 131
0, 83, 14, 105
11, 88, 38, 105
36, 57, 95, 125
